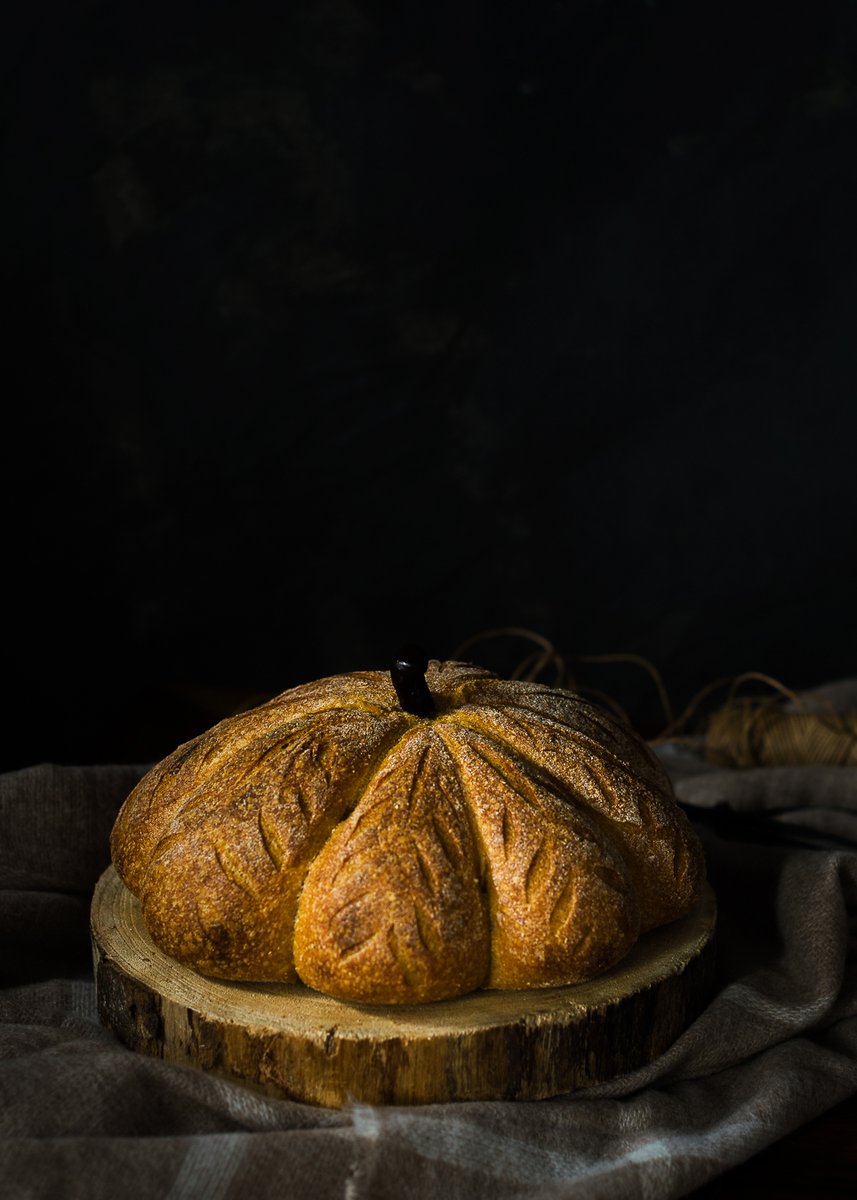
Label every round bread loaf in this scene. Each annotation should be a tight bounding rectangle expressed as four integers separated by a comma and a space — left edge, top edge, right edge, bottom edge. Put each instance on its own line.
110, 658, 705, 1004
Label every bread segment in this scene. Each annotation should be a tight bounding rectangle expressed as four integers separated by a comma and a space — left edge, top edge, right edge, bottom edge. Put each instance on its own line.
452, 695, 704, 928
293, 728, 490, 1003
440, 726, 639, 989
115, 707, 408, 979
110, 677, 405, 893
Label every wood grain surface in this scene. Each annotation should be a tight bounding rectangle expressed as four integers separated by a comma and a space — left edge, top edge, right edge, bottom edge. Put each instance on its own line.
92, 866, 716, 1106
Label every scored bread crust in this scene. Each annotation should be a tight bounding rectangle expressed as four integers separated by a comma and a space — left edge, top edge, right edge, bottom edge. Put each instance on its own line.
110, 660, 705, 1004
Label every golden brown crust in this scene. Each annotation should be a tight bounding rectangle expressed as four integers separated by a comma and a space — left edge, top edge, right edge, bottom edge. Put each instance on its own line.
449, 685, 704, 930
112, 706, 410, 979
437, 725, 639, 989
110, 660, 705, 1003
293, 728, 490, 1003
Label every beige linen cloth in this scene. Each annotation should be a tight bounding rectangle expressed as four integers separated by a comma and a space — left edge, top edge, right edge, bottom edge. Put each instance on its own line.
2, 692, 857, 1198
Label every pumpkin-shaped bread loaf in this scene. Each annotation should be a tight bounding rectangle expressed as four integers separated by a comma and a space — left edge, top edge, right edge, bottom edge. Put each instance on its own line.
110, 656, 705, 1005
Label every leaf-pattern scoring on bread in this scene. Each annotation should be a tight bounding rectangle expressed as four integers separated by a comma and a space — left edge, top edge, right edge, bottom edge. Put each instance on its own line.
110, 660, 705, 1003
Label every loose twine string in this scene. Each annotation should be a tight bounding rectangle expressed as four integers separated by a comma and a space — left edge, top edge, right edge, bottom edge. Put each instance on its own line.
453, 627, 857, 769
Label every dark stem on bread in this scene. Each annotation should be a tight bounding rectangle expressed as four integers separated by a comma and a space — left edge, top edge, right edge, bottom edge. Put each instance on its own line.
390, 645, 435, 717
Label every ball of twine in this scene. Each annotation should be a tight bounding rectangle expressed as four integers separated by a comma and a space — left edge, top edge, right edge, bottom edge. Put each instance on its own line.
454, 629, 857, 770
688, 673, 857, 769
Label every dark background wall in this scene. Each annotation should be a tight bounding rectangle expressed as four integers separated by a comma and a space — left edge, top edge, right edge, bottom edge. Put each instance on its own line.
3, 0, 857, 771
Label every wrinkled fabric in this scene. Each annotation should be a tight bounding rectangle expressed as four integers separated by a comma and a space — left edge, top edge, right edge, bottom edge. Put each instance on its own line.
2, 718, 857, 1198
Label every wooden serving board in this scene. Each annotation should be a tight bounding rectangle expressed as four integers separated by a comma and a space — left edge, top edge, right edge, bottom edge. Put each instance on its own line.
91, 866, 716, 1107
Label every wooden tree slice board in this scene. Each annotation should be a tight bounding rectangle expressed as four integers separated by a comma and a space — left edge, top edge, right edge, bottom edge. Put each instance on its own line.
91, 866, 717, 1107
